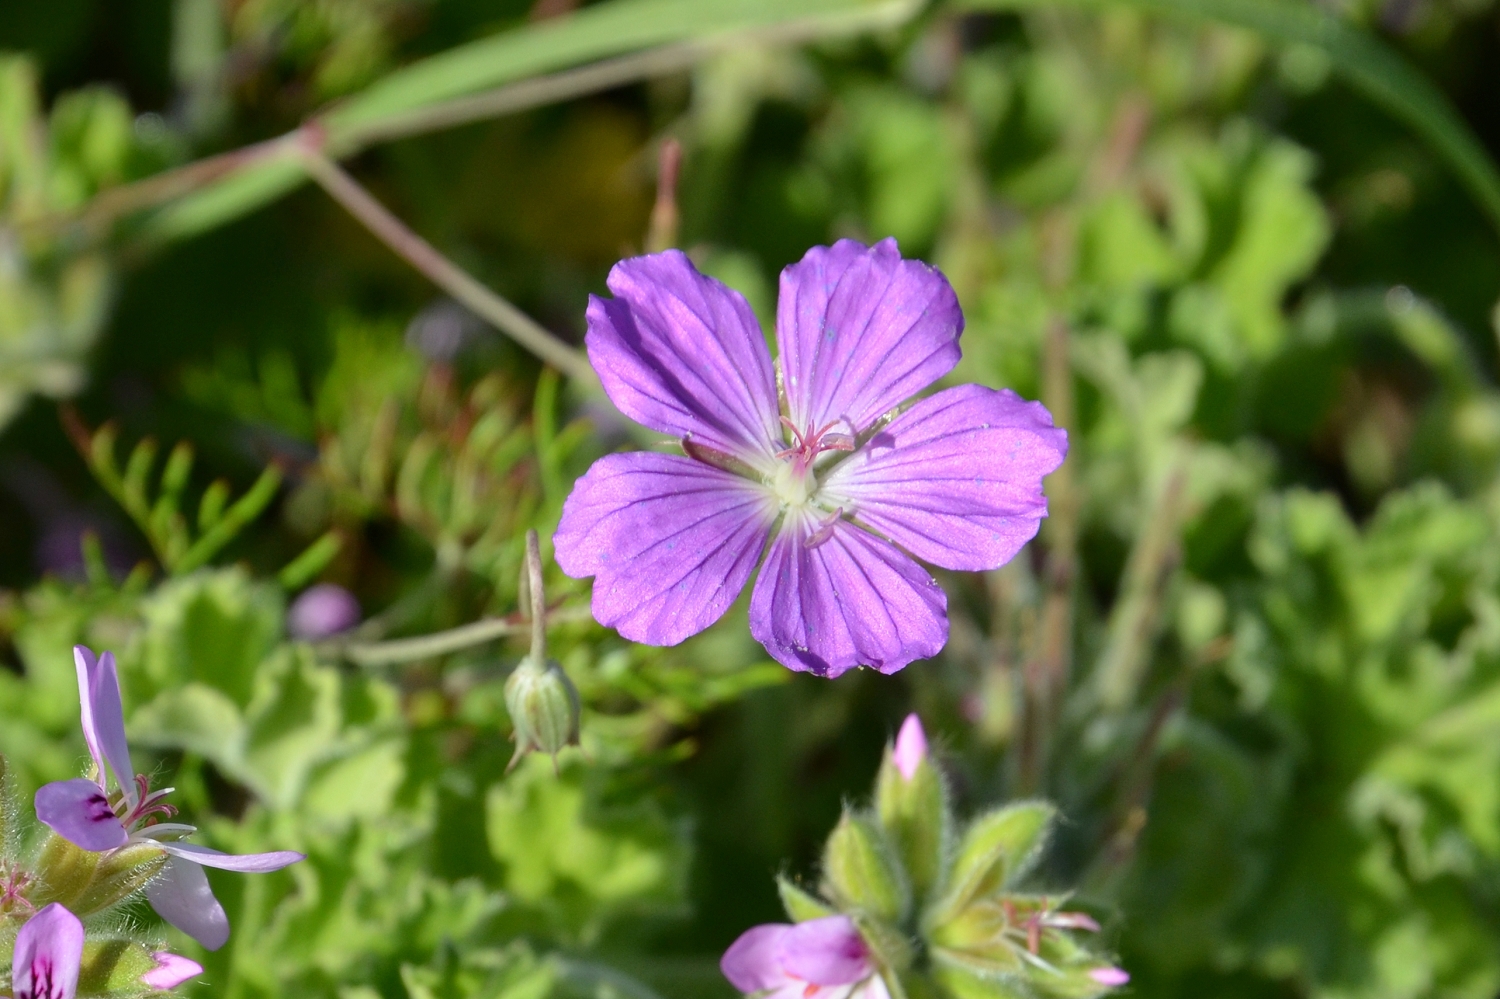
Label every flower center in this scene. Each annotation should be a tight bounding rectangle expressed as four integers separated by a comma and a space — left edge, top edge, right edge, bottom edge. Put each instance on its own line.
772, 461, 815, 508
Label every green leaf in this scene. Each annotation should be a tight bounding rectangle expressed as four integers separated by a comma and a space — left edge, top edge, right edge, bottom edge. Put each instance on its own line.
951, 0, 1500, 239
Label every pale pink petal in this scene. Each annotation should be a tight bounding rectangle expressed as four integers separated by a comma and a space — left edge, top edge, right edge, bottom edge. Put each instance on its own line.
777, 916, 871, 986
821, 385, 1066, 571
74, 646, 135, 806
721, 923, 793, 993
141, 952, 203, 991
13, 903, 84, 999
146, 858, 229, 951
852, 973, 892, 999
892, 714, 927, 780
750, 516, 947, 677
157, 841, 304, 872
776, 239, 961, 438
1089, 967, 1130, 987
556, 452, 777, 646
34, 778, 129, 851
588, 251, 782, 468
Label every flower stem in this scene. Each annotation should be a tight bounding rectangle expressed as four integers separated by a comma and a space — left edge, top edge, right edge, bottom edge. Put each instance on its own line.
299, 145, 596, 384
320, 603, 591, 668
525, 529, 548, 662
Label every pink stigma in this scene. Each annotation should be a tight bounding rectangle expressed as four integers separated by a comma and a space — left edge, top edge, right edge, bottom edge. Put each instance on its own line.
777, 417, 854, 474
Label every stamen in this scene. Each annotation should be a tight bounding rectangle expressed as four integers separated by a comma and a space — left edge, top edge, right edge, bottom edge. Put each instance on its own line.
804, 508, 843, 550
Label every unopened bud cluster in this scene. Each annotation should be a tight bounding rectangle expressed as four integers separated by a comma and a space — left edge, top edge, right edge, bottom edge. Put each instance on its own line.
723, 715, 1128, 999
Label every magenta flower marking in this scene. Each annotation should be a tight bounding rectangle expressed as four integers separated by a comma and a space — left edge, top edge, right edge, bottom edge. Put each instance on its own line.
555, 239, 1066, 677
721, 915, 890, 999
34, 646, 305, 951
892, 714, 928, 780
12, 903, 84, 999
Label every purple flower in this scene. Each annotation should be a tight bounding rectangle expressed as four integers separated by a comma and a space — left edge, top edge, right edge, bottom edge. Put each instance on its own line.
555, 239, 1066, 677
34, 646, 305, 950
287, 583, 361, 639
12, 903, 84, 999
892, 713, 928, 780
721, 916, 890, 999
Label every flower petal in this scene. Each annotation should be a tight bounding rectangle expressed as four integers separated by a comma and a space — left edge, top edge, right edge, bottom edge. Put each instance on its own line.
146, 858, 230, 951
778, 916, 871, 986
587, 251, 782, 468
158, 841, 305, 872
892, 714, 928, 781
822, 385, 1066, 571
750, 516, 947, 677
776, 239, 962, 437
721, 923, 793, 993
555, 452, 777, 646
141, 952, 203, 991
75, 646, 135, 806
34, 778, 129, 851
13, 903, 85, 999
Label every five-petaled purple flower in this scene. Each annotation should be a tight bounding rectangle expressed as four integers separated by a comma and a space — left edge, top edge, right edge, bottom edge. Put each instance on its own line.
721, 915, 890, 999
34, 646, 305, 950
555, 239, 1067, 677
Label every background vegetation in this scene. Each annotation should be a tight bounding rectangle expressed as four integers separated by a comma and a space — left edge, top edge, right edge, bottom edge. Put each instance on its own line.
2, 0, 1500, 996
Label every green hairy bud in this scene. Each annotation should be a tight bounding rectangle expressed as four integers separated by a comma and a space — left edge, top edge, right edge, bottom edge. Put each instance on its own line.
30, 836, 166, 917
79, 937, 168, 997
822, 811, 908, 924
875, 717, 947, 905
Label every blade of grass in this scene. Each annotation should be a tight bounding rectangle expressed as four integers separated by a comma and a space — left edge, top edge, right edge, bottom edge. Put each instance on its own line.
67, 0, 917, 247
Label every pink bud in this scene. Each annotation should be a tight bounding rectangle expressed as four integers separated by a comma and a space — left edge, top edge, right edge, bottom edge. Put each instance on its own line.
1089, 966, 1130, 987
142, 952, 204, 990
288, 583, 360, 639
893, 714, 928, 780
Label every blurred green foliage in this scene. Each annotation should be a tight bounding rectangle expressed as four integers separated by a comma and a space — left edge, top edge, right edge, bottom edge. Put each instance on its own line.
2, 0, 1500, 998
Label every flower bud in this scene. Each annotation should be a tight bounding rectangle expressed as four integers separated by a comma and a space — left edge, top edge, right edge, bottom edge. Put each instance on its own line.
504, 656, 580, 770
821, 811, 908, 924
30, 836, 166, 917
80, 937, 184, 994
875, 715, 946, 904
288, 583, 361, 639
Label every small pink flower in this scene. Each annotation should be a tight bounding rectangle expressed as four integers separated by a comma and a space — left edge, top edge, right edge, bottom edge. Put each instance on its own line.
892, 714, 928, 780
722, 915, 889, 999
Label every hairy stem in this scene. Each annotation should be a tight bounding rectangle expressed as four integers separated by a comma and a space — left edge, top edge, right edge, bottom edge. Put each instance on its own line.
525, 529, 547, 662
300, 146, 596, 384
